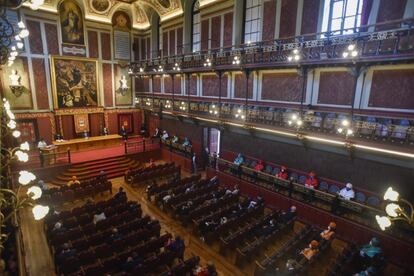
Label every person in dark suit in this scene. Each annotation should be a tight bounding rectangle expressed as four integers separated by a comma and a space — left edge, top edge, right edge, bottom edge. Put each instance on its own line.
54, 133, 64, 141
102, 127, 109, 136
120, 125, 128, 141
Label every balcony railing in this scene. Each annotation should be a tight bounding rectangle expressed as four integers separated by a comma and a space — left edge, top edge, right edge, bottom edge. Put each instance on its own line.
130, 18, 414, 74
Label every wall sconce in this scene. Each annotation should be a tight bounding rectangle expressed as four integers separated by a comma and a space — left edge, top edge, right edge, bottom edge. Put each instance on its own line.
204, 58, 212, 67
288, 113, 303, 130
209, 104, 219, 115
232, 56, 241, 65
164, 100, 172, 109
173, 63, 181, 71
376, 187, 413, 231
337, 118, 354, 138
179, 101, 187, 111
9, 69, 24, 97
342, 44, 358, 58
118, 75, 129, 96
235, 107, 245, 120
287, 49, 301, 62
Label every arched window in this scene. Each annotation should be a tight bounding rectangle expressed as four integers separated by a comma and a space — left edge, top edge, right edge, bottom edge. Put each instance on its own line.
192, 0, 201, 52
244, 0, 262, 44
321, 0, 363, 35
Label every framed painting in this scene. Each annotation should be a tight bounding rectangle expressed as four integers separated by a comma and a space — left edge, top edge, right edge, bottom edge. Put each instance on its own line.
59, 0, 85, 45
74, 114, 90, 133
114, 64, 132, 106
1, 57, 33, 110
50, 56, 99, 109
118, 113, 133, 133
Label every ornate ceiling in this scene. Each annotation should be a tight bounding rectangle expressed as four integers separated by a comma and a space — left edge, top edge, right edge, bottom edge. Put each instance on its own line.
29, 0, 187, 29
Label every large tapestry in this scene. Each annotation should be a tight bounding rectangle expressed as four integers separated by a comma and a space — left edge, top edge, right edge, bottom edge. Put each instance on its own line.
115, 64, 132, 106
59, 0, 85, 45
50, 56, 99, 109
1, 57, 33, 110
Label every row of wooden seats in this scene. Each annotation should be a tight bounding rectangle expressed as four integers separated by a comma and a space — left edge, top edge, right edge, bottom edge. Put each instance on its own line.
147, 174, 201, 198
124, 163, 171, 182
126, 162, 180, 185
158, 255, 201, 276
153, 177, 209, 205
164, 179, 216, 208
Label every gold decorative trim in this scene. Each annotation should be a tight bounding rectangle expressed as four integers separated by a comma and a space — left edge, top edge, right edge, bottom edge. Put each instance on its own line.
54, 107, 105, 115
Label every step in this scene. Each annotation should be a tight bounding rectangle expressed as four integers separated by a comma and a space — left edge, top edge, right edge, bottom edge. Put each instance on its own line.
56, 162, 139, 181
71, 156, 127, 168
67, 159, 134, 173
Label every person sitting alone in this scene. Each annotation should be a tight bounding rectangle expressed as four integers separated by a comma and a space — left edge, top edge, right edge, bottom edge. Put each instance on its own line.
281, 205, 297, 223
114, 187, 126, 199
110, 227, 122, 243
300, 240, 319, 260
55, 133, 64, 142
277, 166, 289, 180
358, 237, 383, 269
96, 170, 107, 181
338, 183, 355, 200
255, 160, 265, 171
168, 236, 185, 261
93, 209, 106, 224
161, 130, 169, 140
38, 180, 49, 191
233, 153, 244, 166
57, 243, 77, 261
67, 176, 80, 186
196, 262, 218, 276
305, 171, 319, 189
102, 127, 109, 136
172, 135, 179, 143
51, 221, 66, 235
248, 199, 258, 209
163, 191, 174, 204
182, 137, 192, 147
320, 222, 336, 241
82, 130, 89, 139
147, 158, 156, 168
220, 216, 228, 225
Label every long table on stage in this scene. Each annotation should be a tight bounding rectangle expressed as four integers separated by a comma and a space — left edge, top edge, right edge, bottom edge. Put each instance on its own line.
52, 134, 123, 151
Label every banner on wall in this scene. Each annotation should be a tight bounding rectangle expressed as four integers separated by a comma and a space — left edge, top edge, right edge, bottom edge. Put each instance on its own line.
74, 114, 90, 133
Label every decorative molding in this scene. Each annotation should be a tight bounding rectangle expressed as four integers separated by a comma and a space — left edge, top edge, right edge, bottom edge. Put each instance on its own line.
54, 107, 105, 115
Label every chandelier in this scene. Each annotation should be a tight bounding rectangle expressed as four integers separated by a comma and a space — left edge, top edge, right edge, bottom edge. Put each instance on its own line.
1, 98, 49, 250
0, 0, 44, 66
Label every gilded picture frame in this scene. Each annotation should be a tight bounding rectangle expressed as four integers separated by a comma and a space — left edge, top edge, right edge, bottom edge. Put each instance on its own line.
50, 55, 100, 109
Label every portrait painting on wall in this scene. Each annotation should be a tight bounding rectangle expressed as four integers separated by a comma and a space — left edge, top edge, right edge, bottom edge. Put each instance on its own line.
74, 114, 90, 133
50, 56, 99, 109
118, 113, 133, 133
115, 64, 132, 106
59, 0, 85, 45
1, 57, 33, 110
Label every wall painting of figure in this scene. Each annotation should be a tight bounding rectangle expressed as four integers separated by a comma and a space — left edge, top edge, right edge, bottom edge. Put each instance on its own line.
59, 0, 85, 45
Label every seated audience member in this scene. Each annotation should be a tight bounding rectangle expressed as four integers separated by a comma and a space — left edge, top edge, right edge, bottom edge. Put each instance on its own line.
168, 236, 185, 260
161, 130, 169, 140
93, 209, 107, 224
140, 125, 147, 136
338, 182, 355, 200
67, 176, 80, 186
248, 199, 258, 209
172, 135, 179, 143
153, 127, 160, 138
305, 171, 319, 189
114, 187, 126, 199
57, 243, 77, 261
233, 153, 244, 166
122, 252, 142, 272
281, 205, 297, 222
163, 191, 174, 204
358, 237, 383, 267
101, 127, 109, 136
110, 227, 122, 242
259, 219, 277, 236
196, 262, 218, 276
54, 133, 64, 142
320, 222, 336, 241
220, 216, 228, 225
51, 221, 66, 235
37, 137, 47, 149
37, 180, 48, 191
82, 130, 89, 139
182, 137, 192, 147
147, 158, 156, 168
277, 166, 289, 180
120, 125, 128, 141
96, 170, 107, 181
300, 240, 319, 260
255, 160, 265, 171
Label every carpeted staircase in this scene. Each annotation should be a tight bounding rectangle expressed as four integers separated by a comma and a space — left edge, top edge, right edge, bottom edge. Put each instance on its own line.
51, 156, 141, 186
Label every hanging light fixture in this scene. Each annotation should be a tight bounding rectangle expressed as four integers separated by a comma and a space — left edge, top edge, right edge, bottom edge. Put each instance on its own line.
287, 113, 303, 130
232, 56, 241, 65
173, 63, 181, 71
375, 186, 414, 231
287, 49, 301, 62
203, 58, 212, 67
342, 44, 359, 58
337, 118, 354, 138
179, 101, 186, 111
234, 107, 246, 120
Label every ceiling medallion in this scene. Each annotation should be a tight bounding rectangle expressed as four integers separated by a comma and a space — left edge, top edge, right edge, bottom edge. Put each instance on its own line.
90, 0, 112, 13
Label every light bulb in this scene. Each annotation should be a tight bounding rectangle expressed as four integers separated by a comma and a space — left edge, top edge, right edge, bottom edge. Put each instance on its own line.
294, 55, 300, 61
288, 121, 292, 125
15, 150, 29, 162
342, 119, 349, 126
348, 44, 355, 51
209, 110, 213, 114
347, 129, 353, 136
241, 115, 245, 119
7, 120, 17, 129
214, 111, 218, 115
19, 29, 29, 38
288, 56, 293, 62
18, 21, 26, 29
8, 56, 16, 61
237, 109, 241, 113
32, 205, 49, 220
293, 49, 299, 54
19, 170, 36, 185
291, 114, 298, 120
235, 114, 239, 118
16, 42, 24, 49
385, 203, 401, 217
12, 130, 21, 138
351, 50, 358, 57
376, 215, 391, 231
297, 120, 303, 126
337, 128, 343, 133
20, 141, 30, 151
27, 186, 42, 200
7, 109, 15, 119
384, 187, 399, 201
212, 105, 215, 108
342, 52, 349, 58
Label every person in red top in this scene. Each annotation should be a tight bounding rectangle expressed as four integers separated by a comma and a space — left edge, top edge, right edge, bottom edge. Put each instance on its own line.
305, 171, 319, 189
255, 160, 264, 171
277, 166, 289, 180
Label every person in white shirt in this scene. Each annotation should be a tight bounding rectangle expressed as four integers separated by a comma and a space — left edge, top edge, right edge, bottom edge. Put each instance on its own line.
93, 210, 106, 224
338, 183, 355, 200
37, 138, 47, 149
161, 130, 169, 140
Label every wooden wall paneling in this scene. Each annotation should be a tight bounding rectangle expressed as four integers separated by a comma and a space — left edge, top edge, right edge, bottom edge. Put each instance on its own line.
26, 20, 44, 54
88, 30, 99, 58
262, 0, 277, 42
44, 23, 59, 55
31, 58, 49, 109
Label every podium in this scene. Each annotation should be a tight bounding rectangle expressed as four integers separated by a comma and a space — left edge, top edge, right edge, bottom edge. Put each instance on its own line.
40, 145, 57, 166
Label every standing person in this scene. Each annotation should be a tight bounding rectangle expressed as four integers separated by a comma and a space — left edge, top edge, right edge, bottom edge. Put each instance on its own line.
37, 138, 47, 149
192, 153, 197, 174
120, 125, 128, 141
37, 138, 47, 168
203, 147, 210, 170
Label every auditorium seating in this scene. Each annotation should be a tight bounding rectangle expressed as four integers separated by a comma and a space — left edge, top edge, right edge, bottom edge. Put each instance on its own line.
125, 162, 180, 186
45, 193, 200, 275
40, 176, 112, 206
